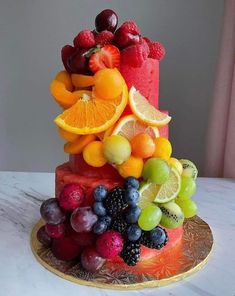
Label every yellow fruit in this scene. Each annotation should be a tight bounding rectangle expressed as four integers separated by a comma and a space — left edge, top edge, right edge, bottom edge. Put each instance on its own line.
117, 156, 144, 178
58, 127, 80, 142
168, 157, 183, 175
54, 85, 128, 135
64, 135, 96, 154
103, 135, 131, 165
83, 141, 107, 167
129, 86, 171, 127
153, 137, 172, 160
94, 68, 125, 100
112, 115, 159, 141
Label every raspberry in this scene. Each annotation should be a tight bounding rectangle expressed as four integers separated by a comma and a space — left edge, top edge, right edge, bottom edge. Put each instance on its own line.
121, 20, 141, 35
142, 36, 152, 44
96, 230, 124, 258
114, 20, 141, 49
148, 42, 166, 61
73, 30, 96, 49
95, 30, 114, 46
121, 43, 150, 67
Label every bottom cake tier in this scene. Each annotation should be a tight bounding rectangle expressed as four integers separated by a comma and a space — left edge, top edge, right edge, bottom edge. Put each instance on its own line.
31, 215, 213, 290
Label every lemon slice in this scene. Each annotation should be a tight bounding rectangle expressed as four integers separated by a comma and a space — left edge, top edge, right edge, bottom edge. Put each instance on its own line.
138, 168, 181, 208
129, 86, 171, 127
138, 182, 160, 209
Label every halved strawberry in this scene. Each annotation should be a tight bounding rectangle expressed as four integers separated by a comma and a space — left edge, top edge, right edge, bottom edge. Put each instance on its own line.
89, 45, 120, 73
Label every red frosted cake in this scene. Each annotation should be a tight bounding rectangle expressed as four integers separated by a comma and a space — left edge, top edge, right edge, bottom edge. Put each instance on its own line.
37, 9, 198, 273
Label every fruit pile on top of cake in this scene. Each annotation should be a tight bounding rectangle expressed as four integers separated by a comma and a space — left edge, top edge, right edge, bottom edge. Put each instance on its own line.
37, 9, 198, 272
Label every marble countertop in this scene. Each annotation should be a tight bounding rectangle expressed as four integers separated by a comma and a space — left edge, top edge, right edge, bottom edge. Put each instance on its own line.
1, 172, 235, 296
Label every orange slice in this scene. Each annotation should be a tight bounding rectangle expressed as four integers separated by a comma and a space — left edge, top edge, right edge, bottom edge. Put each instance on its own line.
96, 125, 115, 141
54, 85, 128, 135
129, 86, 171, 127
58, 127, 80, 142
55, 71, 73, 91
64, 134, 96, 154
112, 115, 159, 141
71, 74, 94, 88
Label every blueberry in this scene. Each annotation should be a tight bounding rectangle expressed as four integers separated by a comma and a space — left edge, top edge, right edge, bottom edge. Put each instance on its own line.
93, 185, 108, 202
125, 187, 139, 206
93, 220, 108, 234
127, 224, 142, 241
99, 215, 112, 227
124, 177, 139, 190
125, 206, 141, 224
150, 227, 167, 245
93, 202, 107, 216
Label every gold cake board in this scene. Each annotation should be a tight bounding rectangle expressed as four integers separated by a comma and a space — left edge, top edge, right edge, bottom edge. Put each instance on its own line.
31, 216, 213, 290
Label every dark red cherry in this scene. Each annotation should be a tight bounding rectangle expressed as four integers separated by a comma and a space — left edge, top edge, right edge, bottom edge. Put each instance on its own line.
95, 9, 118, 33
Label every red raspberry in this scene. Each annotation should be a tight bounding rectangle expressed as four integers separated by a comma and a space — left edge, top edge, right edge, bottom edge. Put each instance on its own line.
45, 223, 65, 239
52, 237, 83, 261
121, 20, 141, 35
121, 43, 149, 67
148, 42, 166, 61
95, 30, 114, 46
114, 20, 141, 49
59, 183, 85, 211
73, 30, 95, 49
142, 36, 152, 44
96, 230, 124, 258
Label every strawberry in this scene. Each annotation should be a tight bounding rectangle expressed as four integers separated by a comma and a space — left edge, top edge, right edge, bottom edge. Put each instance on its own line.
142, 36, 152, 44
95, 30, 114, 46
89, 45, 120, 73
73, 30, 96, 49
121, 43, 149, 67
148, 42, 166, 61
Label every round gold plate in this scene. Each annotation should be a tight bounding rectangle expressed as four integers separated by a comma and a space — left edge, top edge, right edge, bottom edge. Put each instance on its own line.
31, 216, 213, 290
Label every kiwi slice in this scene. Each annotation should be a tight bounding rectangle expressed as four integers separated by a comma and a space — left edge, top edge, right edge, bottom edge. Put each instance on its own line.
159, 202, 184, 229
180, 159, 198, 179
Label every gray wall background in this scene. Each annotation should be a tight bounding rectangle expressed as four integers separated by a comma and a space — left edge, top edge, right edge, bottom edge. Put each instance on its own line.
0, 0, 224, 174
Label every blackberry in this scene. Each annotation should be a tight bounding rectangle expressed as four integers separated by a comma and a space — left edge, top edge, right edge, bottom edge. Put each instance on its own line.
120, 240, 141, 266
111, 214, 128, 234
140, 227, 168, 249
104, 187, 127, 216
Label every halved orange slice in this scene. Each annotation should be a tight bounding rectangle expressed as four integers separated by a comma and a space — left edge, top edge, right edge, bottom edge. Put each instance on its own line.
112, 115, 159, 141
129, 86, 171, 127
54, 85, 128, 135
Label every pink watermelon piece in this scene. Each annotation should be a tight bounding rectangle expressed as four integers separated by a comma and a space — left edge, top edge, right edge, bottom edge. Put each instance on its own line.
120, 58, 159, 109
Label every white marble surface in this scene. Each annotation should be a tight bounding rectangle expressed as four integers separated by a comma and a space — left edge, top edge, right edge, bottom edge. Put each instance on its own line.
0, 172, 235, 296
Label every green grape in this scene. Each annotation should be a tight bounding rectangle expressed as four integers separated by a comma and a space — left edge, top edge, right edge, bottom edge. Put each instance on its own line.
138, 204, 162, 231
103, 135, 131, 165
178, 176, 196, 199
142, 158, 170, 185
175, 198, 198, 218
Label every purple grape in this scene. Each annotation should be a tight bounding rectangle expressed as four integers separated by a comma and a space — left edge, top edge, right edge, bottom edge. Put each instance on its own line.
40, 198, 65, 225
81, 246, 106, 272
36, 226, 52, 247
70, 207, 98, 233
95, 9, 118, 33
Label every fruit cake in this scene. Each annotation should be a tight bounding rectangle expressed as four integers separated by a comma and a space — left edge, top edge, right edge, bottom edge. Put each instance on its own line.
37, 9, 198, 273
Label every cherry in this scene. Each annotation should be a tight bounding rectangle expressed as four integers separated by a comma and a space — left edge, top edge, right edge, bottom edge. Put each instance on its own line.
95, 9, 118, 33
67, 49, 91, 75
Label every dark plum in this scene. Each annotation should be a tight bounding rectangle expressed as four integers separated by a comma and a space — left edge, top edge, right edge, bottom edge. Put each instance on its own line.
40, 198, 66, 225
36, 226, 52, 247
